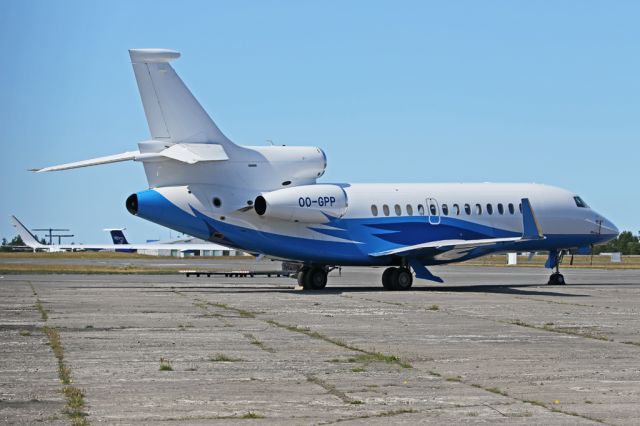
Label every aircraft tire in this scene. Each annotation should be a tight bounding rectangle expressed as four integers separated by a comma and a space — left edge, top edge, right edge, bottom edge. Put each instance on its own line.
387, 268, 400, 290
395, 268, 413, 290
548, 272, 566, 285
297, 267, 310, 287
381, 267, 395, 290
305, 267, 328, 290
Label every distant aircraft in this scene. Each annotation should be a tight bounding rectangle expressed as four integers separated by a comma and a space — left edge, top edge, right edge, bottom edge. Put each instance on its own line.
106, 228, 129, 245
10, 215, 232, 254
34, 49, 619, 289
104, 228, 135, 253
105, 227, 212, 254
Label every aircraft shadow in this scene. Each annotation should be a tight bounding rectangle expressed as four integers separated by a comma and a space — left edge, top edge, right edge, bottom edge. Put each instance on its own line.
170, 283, 584, 298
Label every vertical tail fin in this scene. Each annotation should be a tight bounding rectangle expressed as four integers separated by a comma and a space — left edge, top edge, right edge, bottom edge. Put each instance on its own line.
9, 216, 45, 249
106, 229, 129, 245
129, 49, 237, 149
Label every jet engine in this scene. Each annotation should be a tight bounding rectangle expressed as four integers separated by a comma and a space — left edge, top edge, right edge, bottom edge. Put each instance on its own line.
254, 184, 348, 223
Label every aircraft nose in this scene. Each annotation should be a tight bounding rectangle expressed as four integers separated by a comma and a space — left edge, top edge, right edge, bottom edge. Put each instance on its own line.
602, 217, 619, 236
593, 215, 619, 241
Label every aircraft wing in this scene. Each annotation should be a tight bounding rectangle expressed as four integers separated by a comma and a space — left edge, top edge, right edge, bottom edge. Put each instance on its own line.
105, 243, 232, 251
369, 236, 522, 258
27, 242, 233, 252
369, 198, 544, 259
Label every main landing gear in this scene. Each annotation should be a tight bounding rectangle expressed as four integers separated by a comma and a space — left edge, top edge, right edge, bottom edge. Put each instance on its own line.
297, 266, 328, 290
547, 250, 566, 285
381, 267, 413, 291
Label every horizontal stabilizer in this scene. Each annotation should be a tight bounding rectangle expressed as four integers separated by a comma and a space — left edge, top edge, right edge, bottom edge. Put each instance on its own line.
32, 151, 138, 172
129, 48, 180, 63
32, 143, 228, 172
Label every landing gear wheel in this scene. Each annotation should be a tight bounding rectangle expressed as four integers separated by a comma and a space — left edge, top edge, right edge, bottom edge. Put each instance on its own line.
548, 272, 566, 285
297, 266, 310, 287
381, 267, 413, 291
381, 267, 395, 290
304, 267, 328, 290
395, 268, 413, 290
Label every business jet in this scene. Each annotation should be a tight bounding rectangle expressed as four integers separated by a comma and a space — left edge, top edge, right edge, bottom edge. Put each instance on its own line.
33, 49, 618, 290
10, 215, 231, 254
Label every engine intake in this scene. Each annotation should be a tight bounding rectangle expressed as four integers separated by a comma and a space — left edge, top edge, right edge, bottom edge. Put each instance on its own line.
126, 194, 138, 215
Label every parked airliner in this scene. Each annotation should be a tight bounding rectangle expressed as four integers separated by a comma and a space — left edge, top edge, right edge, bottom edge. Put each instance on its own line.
34, 49, 618, 290
10, 215, 230, 254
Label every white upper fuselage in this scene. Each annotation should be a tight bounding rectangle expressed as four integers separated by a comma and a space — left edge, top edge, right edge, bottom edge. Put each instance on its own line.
343, 182, 601, 236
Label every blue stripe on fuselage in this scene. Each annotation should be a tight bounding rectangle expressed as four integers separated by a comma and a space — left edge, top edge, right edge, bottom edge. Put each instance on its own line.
134, 189, 606, 265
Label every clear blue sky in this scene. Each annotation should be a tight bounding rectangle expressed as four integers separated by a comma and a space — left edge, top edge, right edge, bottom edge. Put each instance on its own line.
1, 1, 638, 244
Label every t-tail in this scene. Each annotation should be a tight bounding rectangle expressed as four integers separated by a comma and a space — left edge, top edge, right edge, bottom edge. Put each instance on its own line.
31, 49, 243, 185
32, 49, 325, 192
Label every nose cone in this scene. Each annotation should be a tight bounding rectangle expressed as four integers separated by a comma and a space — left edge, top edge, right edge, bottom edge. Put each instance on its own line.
603, 217, 619, 236
598, 216, 619, 242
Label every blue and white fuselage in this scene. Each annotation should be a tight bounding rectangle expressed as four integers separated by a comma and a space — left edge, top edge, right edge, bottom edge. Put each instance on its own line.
36, 49, 618, 289
131, 182, 617, 266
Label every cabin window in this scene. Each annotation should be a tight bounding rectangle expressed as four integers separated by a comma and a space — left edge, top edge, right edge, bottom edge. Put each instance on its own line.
212, 197, 222, 208
497, 203, 504, 215
383, 204, 390, 216
371, 205, 378, 216
453, 204, 460, 215
406, 204, 413, 216
519, 203, 522, 213
417, 204, 425, 215
508, 203, 515, 214
464, 204, 471, 215
486, 204, 493, 215
574, 196, 589, 208
475, 203, 482, 215
394, 204, 402, 216
442, 204, 449, 216
429, 203, 437, 215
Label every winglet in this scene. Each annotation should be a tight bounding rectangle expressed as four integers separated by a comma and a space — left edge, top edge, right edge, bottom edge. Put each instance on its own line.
521, 198, 544, 240
9, 215, 46, 249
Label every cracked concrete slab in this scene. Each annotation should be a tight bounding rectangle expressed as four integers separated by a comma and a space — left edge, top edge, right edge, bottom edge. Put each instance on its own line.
1, 264, 639, 424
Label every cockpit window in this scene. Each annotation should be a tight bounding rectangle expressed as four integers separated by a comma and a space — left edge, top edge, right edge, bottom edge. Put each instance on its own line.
574, 196, 589, 208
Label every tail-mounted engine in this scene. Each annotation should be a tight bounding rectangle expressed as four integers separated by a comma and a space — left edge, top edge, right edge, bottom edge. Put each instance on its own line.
254, 184, 348, 223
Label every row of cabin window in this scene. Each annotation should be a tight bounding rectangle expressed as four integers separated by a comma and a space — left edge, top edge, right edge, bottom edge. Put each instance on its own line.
370, 202, 522, 217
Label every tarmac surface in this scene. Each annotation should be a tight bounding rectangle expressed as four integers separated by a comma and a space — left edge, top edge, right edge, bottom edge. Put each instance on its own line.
1, 265, 640, 424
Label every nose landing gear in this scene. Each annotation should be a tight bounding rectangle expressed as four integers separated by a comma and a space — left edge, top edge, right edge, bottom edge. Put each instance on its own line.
547, 250, 566, 285
548, 271, 565, 285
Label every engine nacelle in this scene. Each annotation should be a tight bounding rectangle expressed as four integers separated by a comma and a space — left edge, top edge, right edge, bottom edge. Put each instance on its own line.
254, 184, 348, 223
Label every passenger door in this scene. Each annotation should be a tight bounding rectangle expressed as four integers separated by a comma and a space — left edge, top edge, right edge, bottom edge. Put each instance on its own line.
426, 198, 441, 225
